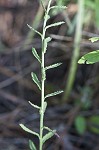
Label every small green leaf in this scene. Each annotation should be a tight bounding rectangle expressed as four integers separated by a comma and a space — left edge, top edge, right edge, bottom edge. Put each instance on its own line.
45, 21, 65, 30
89, 37, 99, 43
31, 72, 41, 90
32, 48, 41, 63
27, 24, 42, 37
45, 90, 63, 99
43, 126, 52, 132
42, 130, 56, 144
43, 101, 47, 113
78, 50, 99, 64
50, 6, 67, 10
45, 63, 62, 70
43, 127, 60, 138
20, 124, 39, 138
29, 101, 40, 109
89, 115, 99, 134
43, 37, 52, 53
29, 140, 37, 150
46, 37, 52, 43
75, 116, 86, 135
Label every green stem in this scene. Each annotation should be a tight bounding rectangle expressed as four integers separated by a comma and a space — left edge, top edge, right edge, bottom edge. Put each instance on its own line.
24, 0, 48, 49
39, 1, 52, 149
39, 51, 44, 150
62, 0, 84, 102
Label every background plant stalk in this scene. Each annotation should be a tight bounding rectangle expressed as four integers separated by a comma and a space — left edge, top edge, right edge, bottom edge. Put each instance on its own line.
62, 0, 84, 102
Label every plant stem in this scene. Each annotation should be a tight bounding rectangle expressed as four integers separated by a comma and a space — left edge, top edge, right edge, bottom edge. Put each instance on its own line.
24, 0, 48, 49
39, 51, 45, 150
62, 0, 84, 102
39, 1, 52, 149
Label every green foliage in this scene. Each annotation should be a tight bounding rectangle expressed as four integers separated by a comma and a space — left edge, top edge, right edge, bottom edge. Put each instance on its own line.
89, 37, 99, 42
45, 21, 65, 30
85, 0, 95, 9
45, 90, 63, 99
50, 5, 67, 10
31, 72, 41, 90
42, 130, 56, 144
32, 48, 41, 63
51, 0, 67, 15
62, 0, 85, 101
88, 115, 99, 134
20, 1, 66, 150
78, 37, 99, 64
20, 124, 39, 138
29, 140, 37, 150
45, 63, 62, 70
75, 116, 87, 135
27, 24, 42, 37
85, 0, 99, 29
29, 101, 40, 110
78, 50, 99, 64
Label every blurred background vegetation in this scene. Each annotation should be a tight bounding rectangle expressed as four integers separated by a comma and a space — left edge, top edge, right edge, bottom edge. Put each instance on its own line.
0, 0, 99, 150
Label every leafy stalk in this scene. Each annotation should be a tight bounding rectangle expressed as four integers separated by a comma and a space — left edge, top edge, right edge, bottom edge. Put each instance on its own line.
20, 1, 66, 150
39, 1, 53, 149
